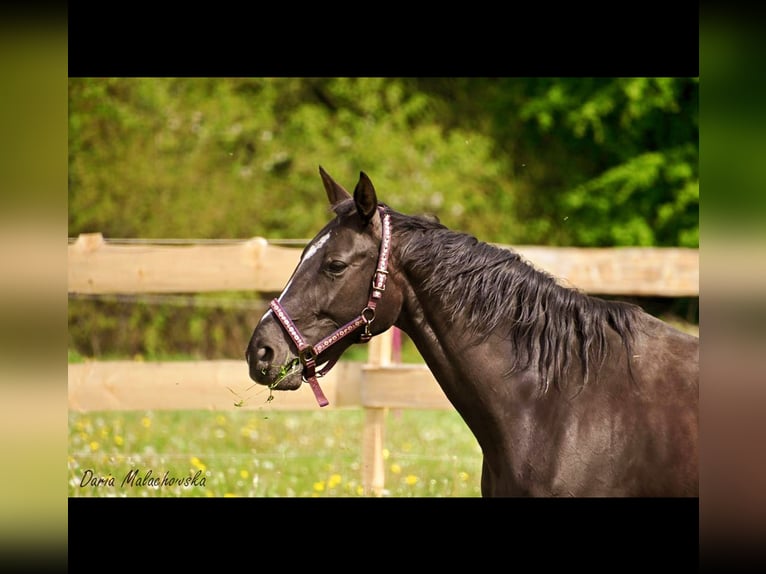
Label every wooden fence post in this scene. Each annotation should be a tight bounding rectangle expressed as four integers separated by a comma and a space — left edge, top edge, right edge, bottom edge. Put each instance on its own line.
362, 329, 394, 496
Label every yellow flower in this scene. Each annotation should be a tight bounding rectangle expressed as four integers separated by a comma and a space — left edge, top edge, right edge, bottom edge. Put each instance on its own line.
313, 481, 325, 492
141, 416, 151, 429
390, 463, 402, 474
356, 485, 364, 496
405, 475, 418, 486
190, 456, 207, 472
382, 448, 390, 460
224, 493, 236, 498
89, 441, 99, 452
328, 474, 342, 488
216, 415, 227, 426
239, 469, 249, 479
114, 435, 124, 446
458, 471, 469, 482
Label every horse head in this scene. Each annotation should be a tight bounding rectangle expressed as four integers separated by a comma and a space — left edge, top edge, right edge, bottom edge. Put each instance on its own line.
245, 167, 403, 401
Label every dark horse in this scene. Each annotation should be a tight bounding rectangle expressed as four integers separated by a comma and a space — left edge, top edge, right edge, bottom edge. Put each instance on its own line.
246, 168, 699, 497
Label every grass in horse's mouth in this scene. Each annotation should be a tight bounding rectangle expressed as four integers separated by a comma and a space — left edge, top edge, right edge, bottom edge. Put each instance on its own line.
265, 357, 302, 402
232, 357, 302, 407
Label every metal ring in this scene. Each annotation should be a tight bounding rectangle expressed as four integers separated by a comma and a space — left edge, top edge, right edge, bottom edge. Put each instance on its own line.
299, 346, 316, 365
361, 306, 376, 323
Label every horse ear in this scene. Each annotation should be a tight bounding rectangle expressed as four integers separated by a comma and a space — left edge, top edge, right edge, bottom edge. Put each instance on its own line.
353, 171, 378, 223
319, 165, 351, 207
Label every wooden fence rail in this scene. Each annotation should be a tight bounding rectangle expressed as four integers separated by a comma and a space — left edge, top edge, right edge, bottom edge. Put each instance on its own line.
68, 360, 447, 412
67, 233, 699, 495
68, 233, 699, 296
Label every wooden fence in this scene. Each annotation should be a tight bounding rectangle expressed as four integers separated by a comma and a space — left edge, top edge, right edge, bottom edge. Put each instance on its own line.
68, 232, 699, 495
68, 232, 699, 296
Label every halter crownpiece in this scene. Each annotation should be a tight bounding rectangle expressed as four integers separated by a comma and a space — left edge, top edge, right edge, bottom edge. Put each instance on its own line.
269, 206, 392, 407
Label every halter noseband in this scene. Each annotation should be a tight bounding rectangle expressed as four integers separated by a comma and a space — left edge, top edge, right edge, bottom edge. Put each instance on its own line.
269, 206, 392, 407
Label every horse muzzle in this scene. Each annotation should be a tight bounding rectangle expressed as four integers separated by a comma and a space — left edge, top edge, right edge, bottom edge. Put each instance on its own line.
245, 332, 304, 390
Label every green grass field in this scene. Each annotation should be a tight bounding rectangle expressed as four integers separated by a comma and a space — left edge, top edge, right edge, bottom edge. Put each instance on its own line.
68, 408, 483, 497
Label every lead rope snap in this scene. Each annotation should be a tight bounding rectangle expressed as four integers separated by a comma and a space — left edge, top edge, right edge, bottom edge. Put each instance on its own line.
360, 306, 376, 342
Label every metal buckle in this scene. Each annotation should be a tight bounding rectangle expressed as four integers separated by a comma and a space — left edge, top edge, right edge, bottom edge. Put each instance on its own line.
373, 269, 388, 291
299, 346, 317, 366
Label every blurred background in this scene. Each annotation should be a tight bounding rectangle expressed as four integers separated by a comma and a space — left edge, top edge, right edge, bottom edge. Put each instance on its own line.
69, 77, 699, 245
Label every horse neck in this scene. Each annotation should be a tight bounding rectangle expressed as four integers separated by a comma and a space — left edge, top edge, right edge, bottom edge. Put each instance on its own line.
390, 221, 540, 399
393, 253, 529, 459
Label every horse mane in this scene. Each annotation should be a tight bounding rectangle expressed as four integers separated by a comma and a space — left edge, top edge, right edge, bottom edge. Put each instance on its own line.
386, 207, 645, 393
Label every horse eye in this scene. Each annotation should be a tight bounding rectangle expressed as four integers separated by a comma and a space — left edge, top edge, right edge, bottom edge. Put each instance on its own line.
326, 260, 348, 275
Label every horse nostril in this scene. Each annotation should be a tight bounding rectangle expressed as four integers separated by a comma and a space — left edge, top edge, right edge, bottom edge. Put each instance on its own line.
256, 345, 273, 365
248, 343, 276, 383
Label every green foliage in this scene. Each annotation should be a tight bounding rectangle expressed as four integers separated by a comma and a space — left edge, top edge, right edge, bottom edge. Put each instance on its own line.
560, 144, 699, 246
69, 77, 697, 246
68, 78, 516, 241
511, 78, 699, 247
67, 296, 261, 360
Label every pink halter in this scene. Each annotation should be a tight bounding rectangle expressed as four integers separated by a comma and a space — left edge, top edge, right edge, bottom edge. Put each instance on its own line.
269, 207, 392, 406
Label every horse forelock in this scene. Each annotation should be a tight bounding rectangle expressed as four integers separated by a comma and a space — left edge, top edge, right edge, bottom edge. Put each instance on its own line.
390, 209, 644, 393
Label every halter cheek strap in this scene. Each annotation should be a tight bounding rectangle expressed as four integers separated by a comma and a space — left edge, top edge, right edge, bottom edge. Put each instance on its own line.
269, 206, 392, 407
